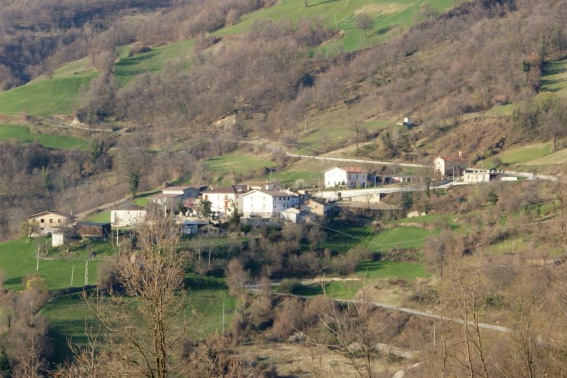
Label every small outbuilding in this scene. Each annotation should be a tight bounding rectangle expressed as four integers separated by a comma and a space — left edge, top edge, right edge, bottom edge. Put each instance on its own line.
76, 222, 111, 238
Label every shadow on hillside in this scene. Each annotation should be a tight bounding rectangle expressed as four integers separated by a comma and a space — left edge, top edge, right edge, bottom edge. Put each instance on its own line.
372, 26, 393, 37
4, 277, 21, 288
116, 50, 160, 76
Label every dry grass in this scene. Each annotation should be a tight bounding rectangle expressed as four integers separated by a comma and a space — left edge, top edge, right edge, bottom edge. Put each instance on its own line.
355, 3, 411, 17
238, 342, 400, 377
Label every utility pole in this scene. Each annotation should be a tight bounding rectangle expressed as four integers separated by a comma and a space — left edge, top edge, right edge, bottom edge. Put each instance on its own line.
84, 259, 89, 286
36, 244, 39, 271
222, 299, 225, 334
71, 265, 74, 287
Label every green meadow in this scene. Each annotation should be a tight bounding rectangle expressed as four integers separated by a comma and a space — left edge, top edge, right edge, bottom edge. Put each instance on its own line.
0, 238, 101, 291
42, 283, 235, 362
0, 72, 97, 116
115, 39, 194, 86
206, 152, 277, 183
294, 260, 430, 299
368, 225, 431, 253
497, 143, 553, 165
0, 124, 87, 150
541, 57, 567, 97
219, 0, 457, 53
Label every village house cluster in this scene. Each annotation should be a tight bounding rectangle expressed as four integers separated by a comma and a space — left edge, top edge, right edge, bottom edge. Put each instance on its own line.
27, 157, 514, 246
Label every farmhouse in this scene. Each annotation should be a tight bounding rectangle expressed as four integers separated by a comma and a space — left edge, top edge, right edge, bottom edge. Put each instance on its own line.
241, 190, 300, 218
149, 185, 208, 215
111, 205, 147, 228
324, 166, 368, 188
306, 199, 334, 218
27, 211, 75, 235
434, 154, 467, 178
202, 184, 251, 216
162, 185, 207, 199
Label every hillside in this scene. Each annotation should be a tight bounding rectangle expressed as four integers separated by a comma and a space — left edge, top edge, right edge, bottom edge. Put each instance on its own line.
3, 1, 567, 376
0, 0, 565, 237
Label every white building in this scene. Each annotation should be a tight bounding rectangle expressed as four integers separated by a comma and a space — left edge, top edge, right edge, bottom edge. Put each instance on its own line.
434, 154, 467, 177
463, 168, 493, 183
241, 190, 300, 218
111, 205, 147, 228
201, 184, 250, 216
324, 166, 368, 188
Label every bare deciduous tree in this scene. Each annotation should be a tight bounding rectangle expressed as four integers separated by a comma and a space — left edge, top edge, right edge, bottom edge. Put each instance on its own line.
85, 212, 189, 378
356, 13, 373, 38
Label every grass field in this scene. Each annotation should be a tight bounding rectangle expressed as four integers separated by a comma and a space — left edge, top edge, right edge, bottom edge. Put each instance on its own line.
42, 282, 235, 363
368, 226, 431, 253
115, 39, 194, 86
294, 260, 429, 299
523, 147, 567, 166
0, 124, 87, 150
297, 110, 391, 155
206, 152, 277, 183
542, 57, 567, 97
324, 221, 375, 253
0, 72, 97, 116
0, 238, 101, 291
219, 0, 456, 53
497, 143, 553, 165
86, 210, 111, 223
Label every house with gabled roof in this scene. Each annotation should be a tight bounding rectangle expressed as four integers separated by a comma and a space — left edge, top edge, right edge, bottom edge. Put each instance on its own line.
201, 185, 251, 216
241, 190, 300, 218
162, 185, 207, 199
27, 211, 75, 235
149, 185, 208, 216
434, 153, 468, 178
111, 204, 147, 228
324, 166, 368, 188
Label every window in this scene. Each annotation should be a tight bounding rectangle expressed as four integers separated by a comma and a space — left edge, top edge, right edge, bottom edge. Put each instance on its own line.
58, 219, 61, 224
40, 219, 45, 223
50, 219, 53, 223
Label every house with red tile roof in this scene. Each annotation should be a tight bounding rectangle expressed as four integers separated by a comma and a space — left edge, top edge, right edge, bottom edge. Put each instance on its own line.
434, 154, 468, 177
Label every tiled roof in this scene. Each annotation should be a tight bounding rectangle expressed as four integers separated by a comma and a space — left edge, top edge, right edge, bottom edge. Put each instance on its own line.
439, 156, 467, 162
340, 166, 367, 173
324, 166, 368, 173
28, 210, 73, 219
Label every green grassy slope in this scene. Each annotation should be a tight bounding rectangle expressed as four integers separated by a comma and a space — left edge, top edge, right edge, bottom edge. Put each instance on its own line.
219, 0, 456, 53
0, 124, 87, 150
0, 238, 100, 290
542, 57, 567, 98
0, 72, 96, 115
42, 281, 235, 362
115, 39, 194, 86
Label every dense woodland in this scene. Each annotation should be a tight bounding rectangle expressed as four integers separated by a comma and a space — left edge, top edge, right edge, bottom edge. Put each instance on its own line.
2, 0, 567, 376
